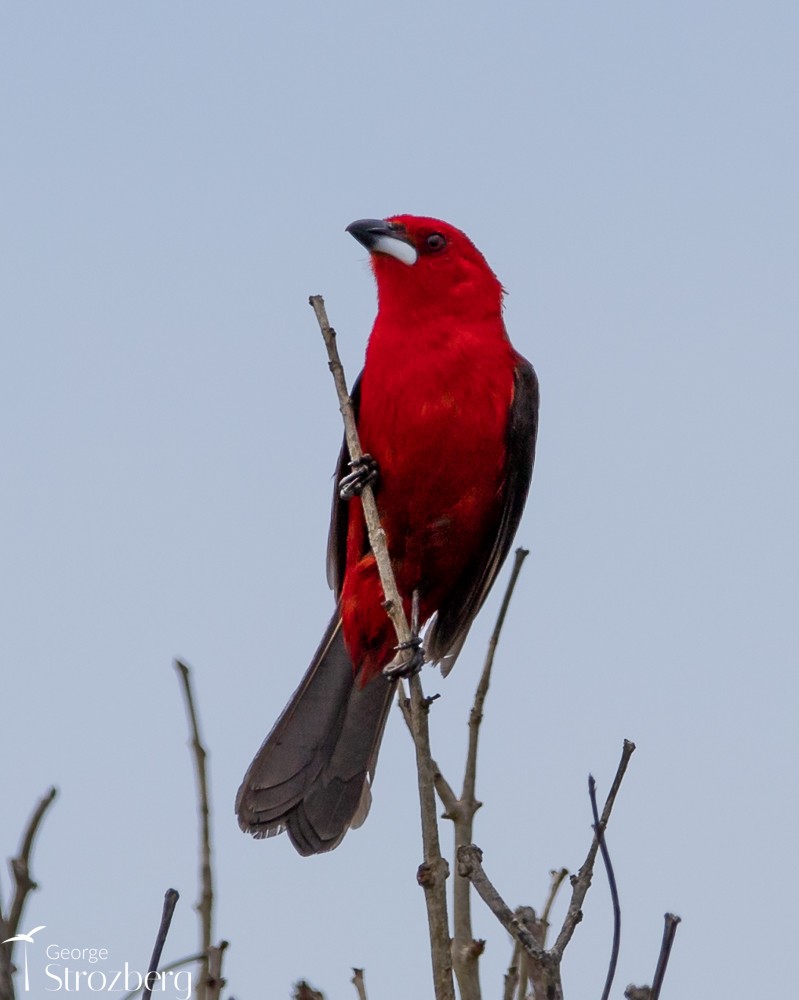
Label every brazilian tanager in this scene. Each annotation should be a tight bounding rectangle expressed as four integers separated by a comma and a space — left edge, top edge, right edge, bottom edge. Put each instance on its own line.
236, 215, 539, 855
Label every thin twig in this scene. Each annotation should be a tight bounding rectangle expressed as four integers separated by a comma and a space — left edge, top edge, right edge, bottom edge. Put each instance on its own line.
174, 660, 214, 997
513, 906, 541, 1000
463, 741, 637, 1000
351, 967, 368, 1000
142, 890, 179, 1000
310, 294, 454, 1000
4, 786, 58, 938
450, 547, 529, 1000
540, 868, 569, 933
0, 786, 58, 1000
551, 739, 636, 959
502, 961, 519, 1000
309, 295, 412, 652
650, 913, 681, 1000
589, 775, 621, 1000
462, 547, 529, 806
205, 941, 228, 1000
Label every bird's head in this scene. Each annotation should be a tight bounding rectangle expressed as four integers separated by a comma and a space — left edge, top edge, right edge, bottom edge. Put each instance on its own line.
346, 215, 504, 320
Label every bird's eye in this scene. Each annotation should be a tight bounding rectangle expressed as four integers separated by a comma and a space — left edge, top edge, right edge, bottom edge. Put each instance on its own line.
425, 233, 447, 252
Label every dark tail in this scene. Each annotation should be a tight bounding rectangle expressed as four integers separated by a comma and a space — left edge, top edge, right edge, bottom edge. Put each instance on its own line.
235, 613, 395, 855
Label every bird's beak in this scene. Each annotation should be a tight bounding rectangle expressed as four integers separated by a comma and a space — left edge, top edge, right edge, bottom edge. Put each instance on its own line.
346, 219, 418, 266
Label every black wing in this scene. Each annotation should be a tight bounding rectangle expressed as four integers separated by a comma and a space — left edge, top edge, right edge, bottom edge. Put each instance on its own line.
326, 374, 362, 597
425, 355, 539, 675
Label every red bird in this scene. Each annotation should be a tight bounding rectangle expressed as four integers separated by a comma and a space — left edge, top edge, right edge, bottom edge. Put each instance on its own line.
236, 215, 539, 854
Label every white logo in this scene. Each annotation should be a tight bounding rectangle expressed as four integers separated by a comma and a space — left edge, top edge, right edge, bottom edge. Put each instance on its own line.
2, 928, 191, 998
2, 924, 46, 992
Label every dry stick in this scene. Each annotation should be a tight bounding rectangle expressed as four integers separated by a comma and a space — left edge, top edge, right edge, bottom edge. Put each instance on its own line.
206, 941, 228, 1000
463, 548, 530, 808
589, 775, 621, 1000
142, 889, 180, 1000
450, 547, 529, 1000
309, 295, 412, 652
174, 660, 221, 1000
551, 739, 636, 960
4, 786, 58, 940
505, 869, 567, 1000
513, 906, 540, 1000
540, 868, 569, 936
309, 295, 454, 1000
623, 912, 681, 1000
457, 844, 567, 1000
0, 786, 58, 1000
456, 845, 545, 961
351, 967, 368, 1000
650, 913, 681, 1000
502, 961, 520, 1000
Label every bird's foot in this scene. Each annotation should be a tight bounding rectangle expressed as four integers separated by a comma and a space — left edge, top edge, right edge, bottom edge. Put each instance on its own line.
339, 454, 379, 500
383, 634, 425, 680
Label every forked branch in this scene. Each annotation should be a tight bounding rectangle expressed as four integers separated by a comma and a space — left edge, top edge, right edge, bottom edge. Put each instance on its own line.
458, 740, 638, 1000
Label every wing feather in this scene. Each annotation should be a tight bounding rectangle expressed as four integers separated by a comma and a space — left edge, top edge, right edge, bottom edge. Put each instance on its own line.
425, 356, 539, 674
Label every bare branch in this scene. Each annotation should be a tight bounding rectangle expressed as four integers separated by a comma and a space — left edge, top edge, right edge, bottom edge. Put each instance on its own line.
397, 692, 458, 815
395, 548, 530, 999
462, 741, 637, 1000
205, 941, 228, 1000
623, 913, 682, 1000
516, 906, 551, 1000
4, 786, 58, 939
351, 967, 368, 1000
651, 913, 681, 1000
502, 961, 519, 1000
462, 547, 529, 806
589, 775, 621, 1000
456, 845, 544, 961
540, 868, 569, 935
431, 759, 459, 816
174, 660, 215, 996
551, 739, 636, 959
407, 671, 454, 1000
0, 786, 58, 1000
309, 295, 413, 653
457, 845, 569, 1000
142, 889, 179, 1000
310, 295, 454, 1000
448, 548, 529, 1000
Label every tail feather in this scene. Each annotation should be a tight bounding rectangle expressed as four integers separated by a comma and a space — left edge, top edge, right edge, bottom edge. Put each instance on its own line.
236, 613, 394, 855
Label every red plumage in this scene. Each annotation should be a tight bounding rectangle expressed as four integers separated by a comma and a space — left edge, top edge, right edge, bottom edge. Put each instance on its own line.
237, 215, 538, 854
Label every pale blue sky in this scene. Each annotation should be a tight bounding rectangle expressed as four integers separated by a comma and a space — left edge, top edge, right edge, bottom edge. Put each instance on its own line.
2, 3, 797, 998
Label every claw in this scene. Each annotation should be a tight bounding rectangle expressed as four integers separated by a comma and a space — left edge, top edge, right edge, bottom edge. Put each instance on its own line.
339, 454, 379, 499
383, 634, 425, 679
